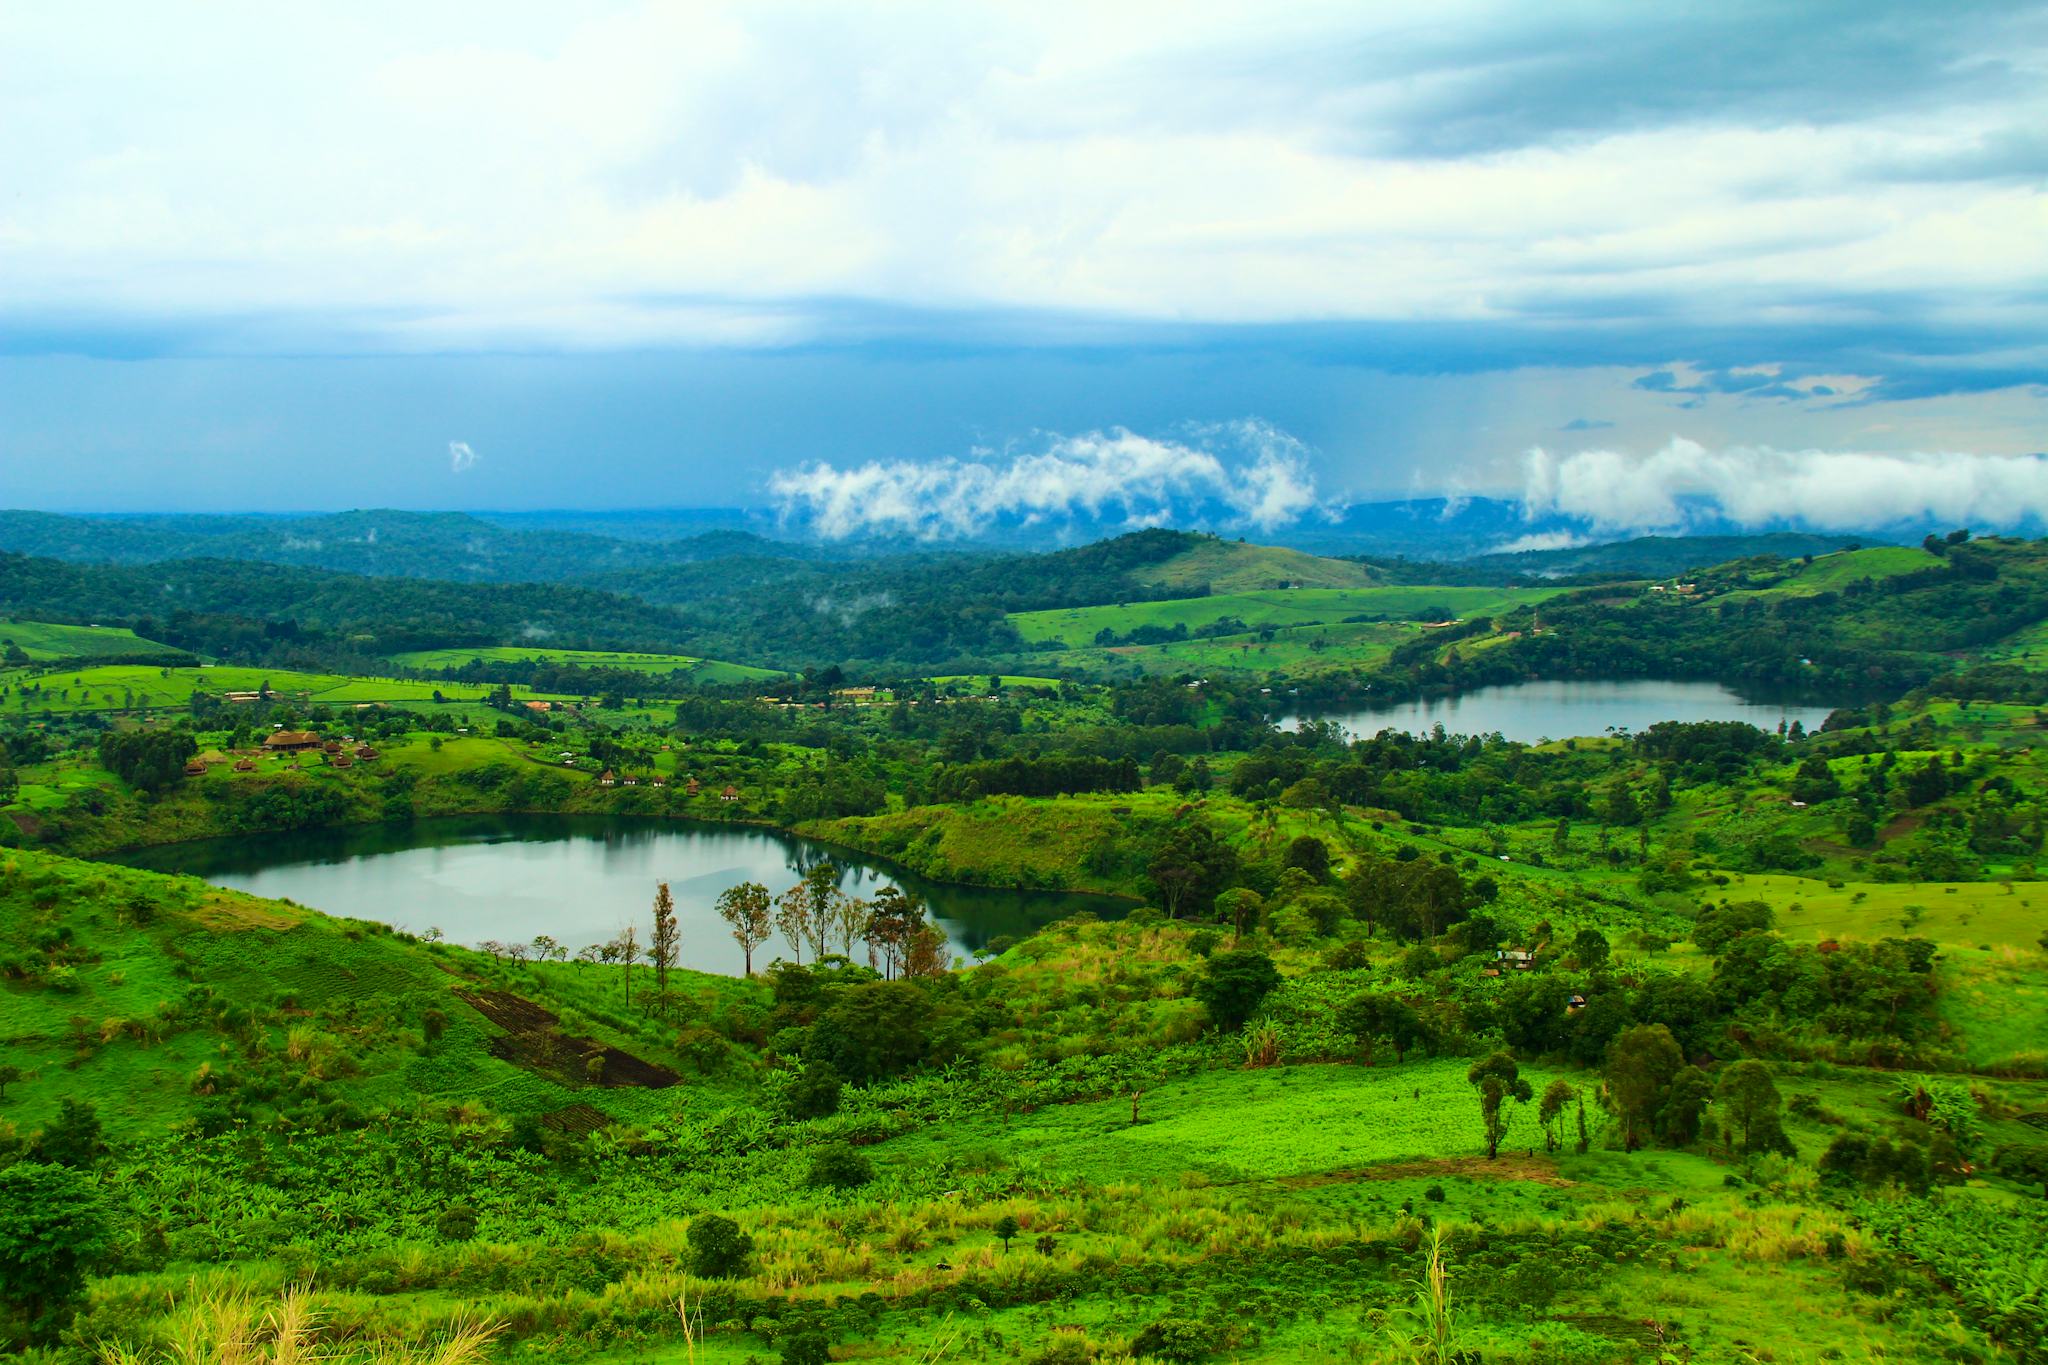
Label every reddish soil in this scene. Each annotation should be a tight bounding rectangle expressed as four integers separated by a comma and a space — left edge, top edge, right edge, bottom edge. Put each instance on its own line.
455, 988, 679, 1089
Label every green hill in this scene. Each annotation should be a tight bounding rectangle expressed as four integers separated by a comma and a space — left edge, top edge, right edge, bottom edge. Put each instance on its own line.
0, 619, 182, 661
0, 847, 732, 1143
1133, 538, 1380, 593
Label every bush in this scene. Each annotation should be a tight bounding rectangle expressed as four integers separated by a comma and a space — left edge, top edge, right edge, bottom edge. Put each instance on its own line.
687, 1214, 754, 1278
782, 1066, 843, 1120
807, 1143, 874, 1191
435, 1205, 479, 1241
1129, 1316, 1211, 1363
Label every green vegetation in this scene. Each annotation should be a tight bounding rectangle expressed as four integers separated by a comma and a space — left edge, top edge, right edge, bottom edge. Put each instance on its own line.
0, 620, 181, 663
3, 523, 2047, 1362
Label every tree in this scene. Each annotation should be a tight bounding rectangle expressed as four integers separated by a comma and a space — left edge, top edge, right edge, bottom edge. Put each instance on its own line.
1537, 1079, 1576, 1153
992, 1214, 1020, 1254
1570, 928, 1610, 968
809, 980, 932, 1084
1336, 992, 1424, 1065
864, 886, 929, 979
1146, 822, 1238, 919
1214, 887, 1264, 942
0, 1162, 108, 1341
610, 926, 639, 1008
1284, 835, 1331, 881
1716, 1059, 1793, 1159
715, 881, 773, 976
1193, 949, 1280, 1032
0, 1065, 20, 1101
32, 1100, 101, 1169
1658, 1065, 1713, 1146
1603, 1024, 1684, 1151
774, 881, 812, 965
648, 881, 679, 1007
687, 1214, 753, 1278
1466, 1052, 1533, 1159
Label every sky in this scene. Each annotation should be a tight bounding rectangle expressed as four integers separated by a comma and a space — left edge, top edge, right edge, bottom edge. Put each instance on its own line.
2, 1, 2045, 534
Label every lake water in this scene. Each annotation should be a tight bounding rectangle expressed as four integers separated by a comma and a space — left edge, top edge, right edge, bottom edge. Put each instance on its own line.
118, 814, 1120, 974
1279, 678, 1839, 744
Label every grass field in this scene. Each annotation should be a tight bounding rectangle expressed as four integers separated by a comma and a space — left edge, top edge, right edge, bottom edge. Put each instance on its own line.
0, 663, 563, 714
1722, 546, 1943, 600
0, 618, 183, 660
391, 645, 783, 683
1717, 871, 2048, 950
1134, 540, 1380, 593
1025, 618, 1415, 678
1009, 585, 1564, 647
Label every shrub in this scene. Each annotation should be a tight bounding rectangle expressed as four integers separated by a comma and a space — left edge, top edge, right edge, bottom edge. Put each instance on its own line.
808, 1143, 874, 1191
688, 1214, 754, 1278
1129, 1316, 1211, 1363
435, 1205, 479, 1242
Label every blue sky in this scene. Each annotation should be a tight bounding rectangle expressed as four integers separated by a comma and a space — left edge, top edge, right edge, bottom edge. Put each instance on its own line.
2, 2, 2044, 530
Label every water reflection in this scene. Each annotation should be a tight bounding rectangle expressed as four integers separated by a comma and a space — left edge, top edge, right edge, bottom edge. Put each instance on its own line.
117, 814, 1124, 974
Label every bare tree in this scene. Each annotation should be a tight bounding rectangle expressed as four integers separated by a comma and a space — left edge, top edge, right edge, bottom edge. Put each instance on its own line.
834, 895, 871, 957
611, 926, 639, 1007
532, 934, 566, 964
715, 881, 774, 976
774, 883, 811, 966
649, 881, 679, 1007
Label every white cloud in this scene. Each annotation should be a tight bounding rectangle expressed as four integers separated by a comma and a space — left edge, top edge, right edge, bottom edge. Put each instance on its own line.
1489, 530, 1591, 554
448, 440, 479, 473
0, 5, 2041, 353
1520, 438, 2048, 532
769, 421, 1323, 538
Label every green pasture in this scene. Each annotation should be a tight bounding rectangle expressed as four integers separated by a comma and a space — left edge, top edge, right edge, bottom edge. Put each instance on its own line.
1133, 539, 1380, 593
1027, 618, 1412, 678
1720, 545, 1942, 601
0, 618, 183, 660
883, 1057, 1570, 1186
1009, 585, 1564, 646
391, 645, 784, 682
0, 663, 593, 714
1719, 871, 2047, 950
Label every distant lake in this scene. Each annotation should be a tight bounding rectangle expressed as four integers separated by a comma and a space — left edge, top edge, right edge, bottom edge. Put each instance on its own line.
118, 814, 1120, 974
1278, 679, 1839, 744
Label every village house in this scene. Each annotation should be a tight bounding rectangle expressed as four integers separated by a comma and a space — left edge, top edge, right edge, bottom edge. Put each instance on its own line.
264, 730, 321, 753
685, 777, 701, 796
599, 771, 616, 787
720, 784, 740, 802
233, 758, 255, 772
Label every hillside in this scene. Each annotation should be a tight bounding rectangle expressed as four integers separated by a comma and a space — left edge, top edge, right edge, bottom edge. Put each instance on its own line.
1133, 537, 1380, 593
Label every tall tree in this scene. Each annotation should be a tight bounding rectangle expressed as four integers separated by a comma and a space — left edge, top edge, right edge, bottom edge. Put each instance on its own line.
1537, 1079, 1576, 1153
774, 882, 811, 966
715, 881, 773, 977
1716, 1059, 1793, 1159
1466, 1052, 1533, 1160
0, 1161, 109, 1341
649, 881, 679, 1008
1603, 1024, 1684, 1151
610, 926, 639, 1008
865, 886, 928, 979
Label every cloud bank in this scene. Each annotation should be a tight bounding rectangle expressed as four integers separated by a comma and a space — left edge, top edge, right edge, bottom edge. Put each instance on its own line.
448, 440, 478, 473
769, 422, 1322, 540
1520, 438, 2048, 533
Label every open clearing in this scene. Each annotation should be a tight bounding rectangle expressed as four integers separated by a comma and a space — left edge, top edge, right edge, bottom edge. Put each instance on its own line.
0, 618, 183, 660
1010, 585, 1563, 647
391, 645, 783, 682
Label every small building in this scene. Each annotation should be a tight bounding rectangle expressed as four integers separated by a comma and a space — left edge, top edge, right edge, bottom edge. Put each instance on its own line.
599, 770, 616, 787
1496, 948, 1536, 971
183, 760, 207, 776
322, 741, 343, 754
233, 758, 255, 772
330, 753, 353, 769
622, 774, 639, 787
524, 700, 552, 712
720, 784, 740, 802
1567, 993, 1588, 1013
264, 730, 321, 753
355, 746, 378, 760
650, 775, 667, 788
686, 777, 701, 796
